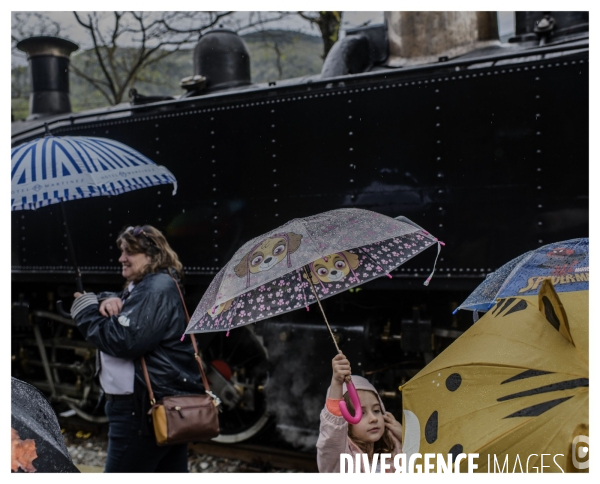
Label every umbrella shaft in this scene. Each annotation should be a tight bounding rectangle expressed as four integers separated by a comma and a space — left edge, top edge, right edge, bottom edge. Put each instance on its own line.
60, 201, 84, 293
303, 266, 341, 354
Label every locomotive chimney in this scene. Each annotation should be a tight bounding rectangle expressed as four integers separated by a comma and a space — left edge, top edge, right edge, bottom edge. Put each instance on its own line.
385, 12, 499, 66
17, 36, 79, 120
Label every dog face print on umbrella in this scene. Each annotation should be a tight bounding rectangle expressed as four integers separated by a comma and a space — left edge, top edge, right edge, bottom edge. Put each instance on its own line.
234, 232, 303, 285
306, 251, 359, 286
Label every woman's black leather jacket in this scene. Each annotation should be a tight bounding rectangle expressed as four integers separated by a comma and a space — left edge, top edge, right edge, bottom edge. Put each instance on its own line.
71, 269, 203, 400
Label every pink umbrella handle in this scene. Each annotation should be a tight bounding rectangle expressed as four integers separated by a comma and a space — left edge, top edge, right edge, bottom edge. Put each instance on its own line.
339, 379, 362, 424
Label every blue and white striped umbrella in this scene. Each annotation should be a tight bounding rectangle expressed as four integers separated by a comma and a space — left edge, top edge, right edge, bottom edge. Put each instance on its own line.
11, 136, 177, 211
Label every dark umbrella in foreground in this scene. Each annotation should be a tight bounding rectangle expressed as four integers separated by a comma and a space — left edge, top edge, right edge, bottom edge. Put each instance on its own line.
11, 377, 79, 473
185, 208, 442, 422
11, 135, 178, 291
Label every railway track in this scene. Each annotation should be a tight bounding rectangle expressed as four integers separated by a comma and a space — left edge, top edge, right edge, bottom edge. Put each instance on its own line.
59, 414, 316, 472
189, 441, 317, 472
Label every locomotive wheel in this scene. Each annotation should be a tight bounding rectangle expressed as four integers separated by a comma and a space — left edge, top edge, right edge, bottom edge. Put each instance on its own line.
17, 310, 270, 437
199, 325, 270, 443
10, 309, 108, 424
48, 318, 108, 424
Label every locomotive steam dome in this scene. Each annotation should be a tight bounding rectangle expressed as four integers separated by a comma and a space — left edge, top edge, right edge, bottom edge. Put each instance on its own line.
193, 29, 251, 92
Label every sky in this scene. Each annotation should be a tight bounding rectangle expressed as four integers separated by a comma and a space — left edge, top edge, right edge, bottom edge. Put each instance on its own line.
10, 10, 517, 67
11, 11, 388, 67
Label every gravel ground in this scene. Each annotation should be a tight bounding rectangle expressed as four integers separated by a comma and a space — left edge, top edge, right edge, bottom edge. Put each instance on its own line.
62, 429, 302, 473
63, 430, 107, 470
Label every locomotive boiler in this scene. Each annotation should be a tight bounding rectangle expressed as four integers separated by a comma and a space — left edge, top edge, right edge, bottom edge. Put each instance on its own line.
11, 11, 588, 450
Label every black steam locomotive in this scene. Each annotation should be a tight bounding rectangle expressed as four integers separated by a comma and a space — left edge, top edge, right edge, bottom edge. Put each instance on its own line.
11, 11, 588, 449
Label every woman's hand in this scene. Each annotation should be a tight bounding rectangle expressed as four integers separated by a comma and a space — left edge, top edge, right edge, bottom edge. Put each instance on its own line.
99, 297, 123, 317
383, 412, 403, 442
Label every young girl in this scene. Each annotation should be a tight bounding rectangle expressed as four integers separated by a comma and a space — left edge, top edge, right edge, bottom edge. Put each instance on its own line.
317, 353, 403, 472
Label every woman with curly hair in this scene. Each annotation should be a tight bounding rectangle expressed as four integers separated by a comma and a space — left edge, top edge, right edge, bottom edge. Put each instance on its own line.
71, 225, 203, 473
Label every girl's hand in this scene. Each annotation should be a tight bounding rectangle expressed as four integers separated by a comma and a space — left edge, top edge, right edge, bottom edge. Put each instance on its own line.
331, 353, 351, 384
329, 353, 351, 399
383, 412, 403, 442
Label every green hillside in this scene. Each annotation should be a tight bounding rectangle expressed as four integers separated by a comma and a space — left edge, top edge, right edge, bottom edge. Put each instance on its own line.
11, 30, 323, 121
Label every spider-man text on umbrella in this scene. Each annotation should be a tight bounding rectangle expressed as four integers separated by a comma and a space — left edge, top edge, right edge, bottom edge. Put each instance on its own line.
455, 238, 588, 318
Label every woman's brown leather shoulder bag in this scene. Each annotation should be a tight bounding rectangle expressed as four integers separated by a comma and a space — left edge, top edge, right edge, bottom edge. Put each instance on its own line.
140, 274, 221, 446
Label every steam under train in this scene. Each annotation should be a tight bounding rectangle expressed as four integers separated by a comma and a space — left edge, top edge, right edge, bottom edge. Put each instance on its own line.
11, 11, 588, 450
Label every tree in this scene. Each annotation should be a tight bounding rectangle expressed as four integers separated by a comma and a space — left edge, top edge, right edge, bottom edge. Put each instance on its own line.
70, 11, 237, 105
11, 12, 62, 63
11, 11, 336, 107
11, 12, 62, 44
158, 10, 291, 78
11, 12, 63, 120
257, 30, 286, 80
56, 11, 289, 106
297, 11, 343, 59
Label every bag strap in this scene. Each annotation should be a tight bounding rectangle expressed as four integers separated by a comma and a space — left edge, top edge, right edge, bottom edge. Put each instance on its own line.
167, 272, 212, 394
140, 270, 213, 405
140, 356, 157, 404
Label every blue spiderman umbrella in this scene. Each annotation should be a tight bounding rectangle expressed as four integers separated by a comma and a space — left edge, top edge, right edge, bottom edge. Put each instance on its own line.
11, 135, 177, 291
455, 238, 589, 318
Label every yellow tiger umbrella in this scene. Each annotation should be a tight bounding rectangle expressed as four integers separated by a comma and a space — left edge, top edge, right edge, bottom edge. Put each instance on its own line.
401, 280, 588, 473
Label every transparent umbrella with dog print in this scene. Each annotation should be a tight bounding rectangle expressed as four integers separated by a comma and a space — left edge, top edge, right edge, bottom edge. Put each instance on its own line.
185, 208, 443, 423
